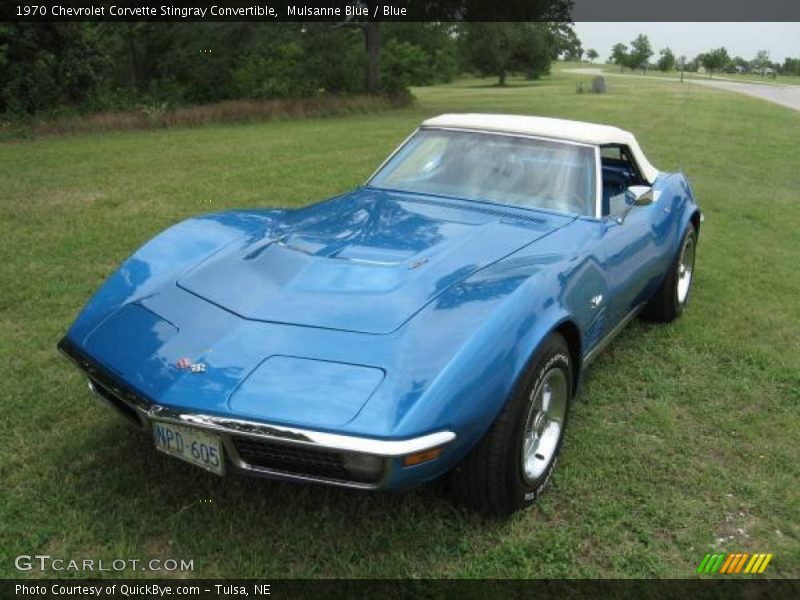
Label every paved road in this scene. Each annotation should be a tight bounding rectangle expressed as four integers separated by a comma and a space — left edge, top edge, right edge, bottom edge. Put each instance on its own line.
689, 79, 800, 112
565, 68, 800, 112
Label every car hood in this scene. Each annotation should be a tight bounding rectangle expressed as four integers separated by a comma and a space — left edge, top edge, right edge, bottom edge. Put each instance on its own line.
177, 188, 573, 334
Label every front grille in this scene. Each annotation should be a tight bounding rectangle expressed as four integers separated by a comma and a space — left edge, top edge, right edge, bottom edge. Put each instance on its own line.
233, 437, 353, 482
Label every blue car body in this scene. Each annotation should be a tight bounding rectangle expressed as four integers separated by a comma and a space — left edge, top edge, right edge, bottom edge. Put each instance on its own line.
59, 115, 701, 491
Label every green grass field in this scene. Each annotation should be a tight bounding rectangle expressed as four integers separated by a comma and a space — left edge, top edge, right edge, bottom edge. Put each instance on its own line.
1, 71, 798, 579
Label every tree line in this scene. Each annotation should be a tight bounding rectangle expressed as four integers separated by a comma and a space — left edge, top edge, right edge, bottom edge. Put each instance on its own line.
605, 34, 799, 78
0, 17, 582, 116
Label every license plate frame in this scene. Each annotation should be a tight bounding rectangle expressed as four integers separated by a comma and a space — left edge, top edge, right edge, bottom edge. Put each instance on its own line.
152, 420, 225, 476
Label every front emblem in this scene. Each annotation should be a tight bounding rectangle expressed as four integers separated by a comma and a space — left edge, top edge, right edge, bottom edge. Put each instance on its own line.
176, 357, 206, 373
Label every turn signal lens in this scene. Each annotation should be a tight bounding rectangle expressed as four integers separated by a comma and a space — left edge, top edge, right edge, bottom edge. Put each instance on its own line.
403, 447, 443, 467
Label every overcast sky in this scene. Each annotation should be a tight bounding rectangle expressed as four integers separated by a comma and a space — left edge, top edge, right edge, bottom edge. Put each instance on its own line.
573, 22, 800, 63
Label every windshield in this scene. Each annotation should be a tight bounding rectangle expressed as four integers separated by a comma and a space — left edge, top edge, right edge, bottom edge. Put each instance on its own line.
369, 129, 597, 217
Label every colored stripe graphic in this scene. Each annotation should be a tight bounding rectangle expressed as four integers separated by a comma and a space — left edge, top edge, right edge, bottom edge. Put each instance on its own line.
699, 553, 773, 575
697, 554, 711, 573
758, 554, 773, 573
745, 554, 761, 574
719, 554, 736, 574
734, 553, 750, 573
710, 554, 725, 573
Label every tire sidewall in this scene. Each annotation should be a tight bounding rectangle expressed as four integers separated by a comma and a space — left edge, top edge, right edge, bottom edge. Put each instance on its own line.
673, 225, 697, 316
506, 337, 572, 512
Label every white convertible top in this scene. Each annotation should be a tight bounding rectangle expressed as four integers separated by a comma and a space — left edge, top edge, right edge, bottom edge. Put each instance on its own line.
422, 113, 659, 183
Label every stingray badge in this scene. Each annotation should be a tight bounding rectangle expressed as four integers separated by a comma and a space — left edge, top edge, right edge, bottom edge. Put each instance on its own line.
176, 357, 206, 373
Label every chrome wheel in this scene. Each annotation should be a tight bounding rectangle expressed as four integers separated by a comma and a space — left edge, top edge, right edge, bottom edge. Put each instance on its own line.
521, 367, 568, 483
677, 234, 695, 305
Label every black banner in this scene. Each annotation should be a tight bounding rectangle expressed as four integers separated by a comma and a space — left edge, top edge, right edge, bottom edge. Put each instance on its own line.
3, 579, 800, 600
2, 0, 800, 22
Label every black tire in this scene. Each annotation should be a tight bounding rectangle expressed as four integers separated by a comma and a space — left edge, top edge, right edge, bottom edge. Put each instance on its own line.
642, 224, 697, 323
449, 333, 572, 515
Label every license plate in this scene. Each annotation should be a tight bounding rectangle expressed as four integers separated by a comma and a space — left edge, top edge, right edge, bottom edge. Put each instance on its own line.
153, 421, 225, 476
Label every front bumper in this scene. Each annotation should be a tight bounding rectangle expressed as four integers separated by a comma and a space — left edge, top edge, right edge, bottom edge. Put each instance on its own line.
58, 337, 455, 490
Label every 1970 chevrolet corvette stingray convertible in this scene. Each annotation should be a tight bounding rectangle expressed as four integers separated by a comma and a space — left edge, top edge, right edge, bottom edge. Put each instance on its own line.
59, 114, 700, 514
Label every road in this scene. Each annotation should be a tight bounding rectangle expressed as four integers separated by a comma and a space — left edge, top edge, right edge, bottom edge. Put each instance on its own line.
565, 68, 800, 112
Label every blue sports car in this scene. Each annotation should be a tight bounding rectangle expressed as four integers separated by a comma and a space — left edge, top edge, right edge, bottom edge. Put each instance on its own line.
59, 114, 701, 514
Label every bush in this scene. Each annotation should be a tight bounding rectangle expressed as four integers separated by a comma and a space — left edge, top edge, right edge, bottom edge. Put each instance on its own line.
233, 42, 316, 99
381, 40, 431, 93
9, 93, 414, 139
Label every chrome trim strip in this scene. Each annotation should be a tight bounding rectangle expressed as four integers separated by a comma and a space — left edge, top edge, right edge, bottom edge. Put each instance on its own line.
594, 145, 603, 219
148, 405, 456, 457
582, 303, 645, 366
366, 127, 420, 183
58, 337, 456, 490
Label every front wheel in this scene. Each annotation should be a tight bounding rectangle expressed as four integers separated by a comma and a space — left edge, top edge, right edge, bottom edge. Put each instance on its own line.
449, 333, 572, 515
642, 223, 697, 322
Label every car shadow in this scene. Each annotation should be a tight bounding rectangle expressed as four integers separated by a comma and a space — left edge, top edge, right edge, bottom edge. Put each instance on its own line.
47, 415, 521, 576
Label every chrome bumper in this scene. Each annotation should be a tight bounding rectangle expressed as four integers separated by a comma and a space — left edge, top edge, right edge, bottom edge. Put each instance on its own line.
59, 337, 455, 490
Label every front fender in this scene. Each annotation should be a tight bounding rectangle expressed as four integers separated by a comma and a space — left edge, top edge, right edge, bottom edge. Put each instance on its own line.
672, 172, 702, 249
374, 263, 581, 477
66, 210, 279, 344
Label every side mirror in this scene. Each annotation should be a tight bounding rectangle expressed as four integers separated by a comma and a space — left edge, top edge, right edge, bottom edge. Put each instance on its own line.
627, 185, 654, 206
615, 186, 654, 224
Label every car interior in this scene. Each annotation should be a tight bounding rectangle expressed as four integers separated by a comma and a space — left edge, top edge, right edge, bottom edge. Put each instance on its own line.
601, 144, 648, 217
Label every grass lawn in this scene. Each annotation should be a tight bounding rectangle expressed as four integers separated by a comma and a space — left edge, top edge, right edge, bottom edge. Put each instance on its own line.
1, 71, 798, 579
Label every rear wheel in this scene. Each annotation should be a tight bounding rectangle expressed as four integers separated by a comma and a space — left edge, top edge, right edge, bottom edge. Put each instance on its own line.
642, 224, 697, 322
450, 333, 572, 515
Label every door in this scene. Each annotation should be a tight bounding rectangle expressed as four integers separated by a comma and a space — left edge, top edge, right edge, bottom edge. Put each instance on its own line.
602, 190, 675, 328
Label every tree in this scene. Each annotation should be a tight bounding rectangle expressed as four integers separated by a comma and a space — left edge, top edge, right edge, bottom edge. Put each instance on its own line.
702, 47, 730, 78
519, 23, 555, 79
610, 43, 628, 72
461, 22, 557, 86
461, 23, 515, 86
301, 24, 366, 94
364, 20, 381, 92
544, 22, 581, 62
750, 49, 771, 75
563, 42, 583, 62
0, 23, 108, 113
783, 57, 800, 76
384, 23, 458, 84
729, 56, 748, 73
657, 47, 676, 72
380, 39, 429, 93
628, 34, 653, 74
677, 54, 687, 81
586, 49, 598, 63
359, 0, 571, 93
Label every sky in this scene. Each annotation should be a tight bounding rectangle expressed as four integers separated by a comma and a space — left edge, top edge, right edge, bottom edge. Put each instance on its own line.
573, 23, 800, 63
